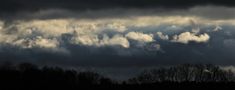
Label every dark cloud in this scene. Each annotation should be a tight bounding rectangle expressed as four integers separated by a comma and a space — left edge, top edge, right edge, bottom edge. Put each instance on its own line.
1, 6, 235, 22
0, 0, 235, 13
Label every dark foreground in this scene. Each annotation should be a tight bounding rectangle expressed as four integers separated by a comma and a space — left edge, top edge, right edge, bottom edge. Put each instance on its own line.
2, 82, 235, 89
1, 63, 235, 89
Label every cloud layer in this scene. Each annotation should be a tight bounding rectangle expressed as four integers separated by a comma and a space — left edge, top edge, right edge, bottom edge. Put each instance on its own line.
0, 6, 235, 67
0, 16, 214, 53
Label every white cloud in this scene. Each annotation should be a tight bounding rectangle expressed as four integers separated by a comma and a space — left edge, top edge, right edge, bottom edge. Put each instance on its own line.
106, 22, 127, 32
172, 32, 210, 44
13, 36, 59, 49
100, 34, 130, 48
70, 32, 130, 48
0, 19, 132, 53
156, 32, 169, 40
125, 32, 154, 43
71, 34, 99, 46
12, 36, 69, 53
0, 34, 16, 44
34, 36, 59, 48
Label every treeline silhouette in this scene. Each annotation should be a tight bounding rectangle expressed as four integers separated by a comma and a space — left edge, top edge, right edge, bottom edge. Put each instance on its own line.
128, 64, 235, 83
0, 63, 235, 89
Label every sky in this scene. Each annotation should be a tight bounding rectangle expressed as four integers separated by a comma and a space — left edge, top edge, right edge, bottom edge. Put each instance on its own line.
0, 0, 235, 80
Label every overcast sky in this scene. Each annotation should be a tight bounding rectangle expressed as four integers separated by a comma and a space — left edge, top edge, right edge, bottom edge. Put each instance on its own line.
0, 0, 235, 80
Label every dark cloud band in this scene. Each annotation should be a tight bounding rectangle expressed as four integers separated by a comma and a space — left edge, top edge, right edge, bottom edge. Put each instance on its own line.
1, 0, 235, 13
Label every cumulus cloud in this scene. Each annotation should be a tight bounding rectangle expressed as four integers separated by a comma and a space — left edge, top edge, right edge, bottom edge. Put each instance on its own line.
156, 32, 169, 40
100, 34, 130, 48
70, 32, 99, 46
125, 32, 154, 42
14, 36, 59, 48
0, 19, 131, 52
172, 32, 210, 44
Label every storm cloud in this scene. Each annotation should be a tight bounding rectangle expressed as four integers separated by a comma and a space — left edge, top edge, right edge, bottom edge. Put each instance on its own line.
0, 3, 234, 70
